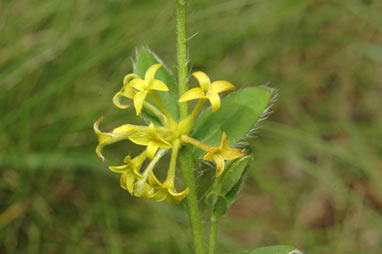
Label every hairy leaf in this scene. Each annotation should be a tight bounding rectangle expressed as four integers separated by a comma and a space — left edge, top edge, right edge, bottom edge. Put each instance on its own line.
192, 86, 273, 159
205, 156, 252, 217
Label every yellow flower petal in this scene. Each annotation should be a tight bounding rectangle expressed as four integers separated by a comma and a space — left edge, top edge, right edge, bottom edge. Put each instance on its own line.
207, 93, 221, 112
203, 149, 216, 161
130, 78, 147, 92
169, 187, 189, 198
134, 181, 153, 200
210, 80, 236, 94
148, 172, 164, 188
123, 73, 139, 86
220, 148, 243, 160
120, 171, 136, 194
220, 132, 228, 149
167, 187, 189, 205
112, 124, 139, 135
128, 134, 151, 146
93, 117, 141, 162
151, 188, 169, 202
108, 164, 129, 173
113, 91, 130, 109
93, 117, 117, 162
146, 141, 159, 159
133, 91, 147, 115
178, 88, 205, 102
214, 154, 225, 177
144, 64, 162, 81
112, 80, 136, 109
150, 79, 169, 91
192, 71, 211, 92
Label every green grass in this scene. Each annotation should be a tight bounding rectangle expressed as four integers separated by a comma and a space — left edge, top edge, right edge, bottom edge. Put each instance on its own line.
1, 0, 381, 253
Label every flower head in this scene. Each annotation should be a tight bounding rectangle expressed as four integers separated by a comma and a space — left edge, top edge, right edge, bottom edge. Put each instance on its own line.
203, 132, 243, 177
148, 172, 189, 205
108, 152, 146, 193
113, 64, 169, 115
179, 71, 235, 112
128, 123, 172, 159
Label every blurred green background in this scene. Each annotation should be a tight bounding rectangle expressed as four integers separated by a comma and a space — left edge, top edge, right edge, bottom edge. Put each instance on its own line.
1, 0, 381, 253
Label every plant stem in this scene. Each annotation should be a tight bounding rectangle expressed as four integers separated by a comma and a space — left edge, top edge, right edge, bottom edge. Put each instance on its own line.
179, 147, 206, 254
180, 134, 212, 151
208, 215, 218, 254
165, 139, 180, 184
176, 0, 189, 119
143, 101, 167, 125
176, 2, 206, 254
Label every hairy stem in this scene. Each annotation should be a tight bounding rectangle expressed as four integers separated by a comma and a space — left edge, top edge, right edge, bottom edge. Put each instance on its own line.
179, 146, 206, 254
176, 2, 206, 254
208, 215, 218, 254
176, 0, 189, 119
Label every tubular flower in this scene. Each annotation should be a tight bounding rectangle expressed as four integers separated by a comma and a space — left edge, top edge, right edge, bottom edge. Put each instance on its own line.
148, 173, 189, 205
128, 64, 169, 115
203, 132, 243, 177
179, 71, 236, 112
93, 116, 140, 162
108, 152, 147, 194
128, 123, 172, 159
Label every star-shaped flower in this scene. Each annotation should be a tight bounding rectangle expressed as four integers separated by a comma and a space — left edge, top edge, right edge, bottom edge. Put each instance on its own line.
127, 64, 169, 115
203, 132, 243, 177
179, 71, 236, 112
148, 173, 189, 205
128, 123, 172, 159
108, 153, 146, 194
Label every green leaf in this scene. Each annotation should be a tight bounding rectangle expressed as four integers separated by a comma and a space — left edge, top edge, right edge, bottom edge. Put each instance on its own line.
205, 156, 252, 217
205, 192, 227, 217
192, 86, 273, 159
134, 47, 179, 123
228, 245, 302, 254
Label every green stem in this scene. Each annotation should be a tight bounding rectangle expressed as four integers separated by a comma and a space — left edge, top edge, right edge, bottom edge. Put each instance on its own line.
141, 149, 168, 181
179, 146, 206, 254
190, 100, 206, 120
208, 215, 218, 254
176, 0, 189, 119
149, 93, 175, 124
176, 2, 205, 254
165, 139, 181, 184
143, 101, 168, 125
180, 134, 212, 151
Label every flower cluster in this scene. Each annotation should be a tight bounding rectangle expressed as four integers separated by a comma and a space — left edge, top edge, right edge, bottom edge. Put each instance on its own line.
94, 64, 243, 204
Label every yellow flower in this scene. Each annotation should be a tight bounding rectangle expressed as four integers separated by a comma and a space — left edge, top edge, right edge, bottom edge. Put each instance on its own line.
148, 173, 189, 205
112, 74, 139, 109
93, 117, 140, 162
108, 152, 147, 194
112, 65, 168, 114
133, 180, 155, 200
179, 71, 235, 112
130, 64, 170, 115
203, 132, 243, 177
128, 123, 172, 159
